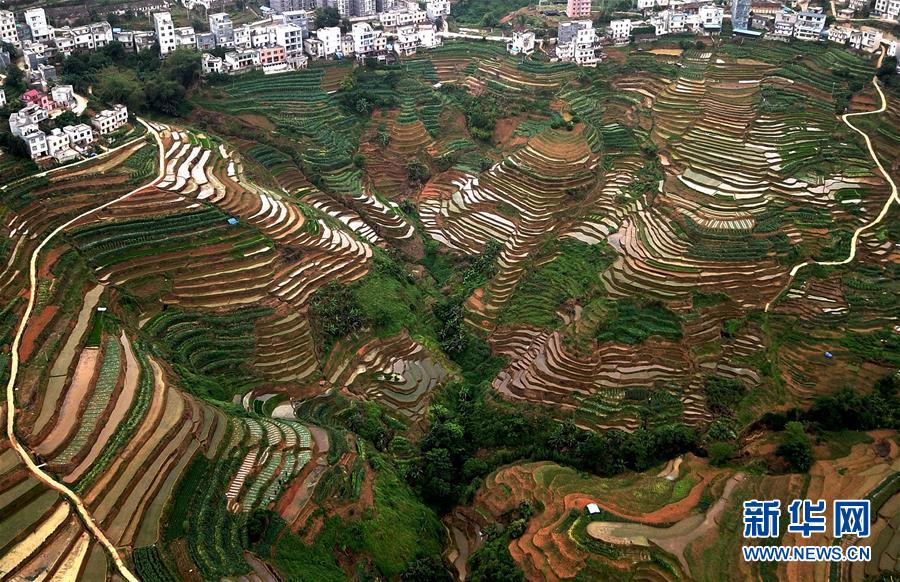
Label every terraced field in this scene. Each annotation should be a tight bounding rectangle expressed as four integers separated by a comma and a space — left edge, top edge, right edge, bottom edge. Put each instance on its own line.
0, 36, 896, 582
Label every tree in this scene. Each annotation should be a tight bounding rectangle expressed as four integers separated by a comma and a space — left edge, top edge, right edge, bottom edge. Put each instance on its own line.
162, 48, 201, 88
4, 65, 25, 93
400, 556, 452, 581
95, 66, 146, 111
777, 422, 813, 472
145, 77, 185, 116
708, 441, 737, 466
309, 281, 366, 341
703, 376, 746, 416
315, 6, 341, 28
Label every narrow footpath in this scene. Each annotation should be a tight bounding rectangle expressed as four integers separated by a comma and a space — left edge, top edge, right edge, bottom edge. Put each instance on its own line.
765, 48, 898, 312
3, 118, 167, 582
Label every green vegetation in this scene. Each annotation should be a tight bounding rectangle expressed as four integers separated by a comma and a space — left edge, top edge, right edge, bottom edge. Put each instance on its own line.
595, 299, 682, 344
272, 462, 445, 580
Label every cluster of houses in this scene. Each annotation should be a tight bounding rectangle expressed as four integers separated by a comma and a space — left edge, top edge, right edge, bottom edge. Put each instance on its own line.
4, 83, 128, 161
195, 1, 446, 75
0, 1, 449, 81
732, 1, 895, 52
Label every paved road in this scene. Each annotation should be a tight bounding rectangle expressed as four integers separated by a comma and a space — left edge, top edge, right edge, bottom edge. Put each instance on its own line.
765, 48, 897, 311
3, 117, 166, 582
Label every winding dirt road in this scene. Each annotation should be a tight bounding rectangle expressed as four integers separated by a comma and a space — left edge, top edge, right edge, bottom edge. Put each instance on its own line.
3, 118, 167, 582
765, 48, 898, 312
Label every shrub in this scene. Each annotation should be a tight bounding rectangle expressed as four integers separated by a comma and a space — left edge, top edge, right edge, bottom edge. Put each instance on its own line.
776, 422, 813, 473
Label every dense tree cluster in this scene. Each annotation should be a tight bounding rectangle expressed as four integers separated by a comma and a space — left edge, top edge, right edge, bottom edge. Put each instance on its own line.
309, 281, 366, 342
62, 43, 200, 116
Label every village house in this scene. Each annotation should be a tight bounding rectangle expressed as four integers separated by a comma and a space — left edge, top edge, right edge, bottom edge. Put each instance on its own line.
91, 104, 129, 135
63, 123, 94, 147
350, 22, 387, 59
0, 10, 20, 47
392, 23, 439, 56
608, 19, 633, 44
23, 89, 52, 111
556, 20, 602, 66
794, 10, 826, 41
305, 26, 342, 58
507, 31, 536, 56
51, 85, 76, 110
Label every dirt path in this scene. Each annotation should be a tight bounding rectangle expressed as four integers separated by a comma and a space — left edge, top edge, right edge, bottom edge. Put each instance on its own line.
2, 118, 166, 582
587, 473, 746, 576
765, 48, 898, 312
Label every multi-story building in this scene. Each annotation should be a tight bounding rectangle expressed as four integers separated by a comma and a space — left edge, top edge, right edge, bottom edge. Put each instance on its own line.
699, 4, 724, 31
175, 26, 196, 48
9, 105, 48, 136
329, 0, 352, 17
353, 0, 377, 17
273, 23, 304, 56
270, 0, 308, 12
731, 0, 752, 30
24, 8, 52, 43
849, 27, 883, 51
224, 48, 261, 71
773, 10, 796, 38
202, 52, 224, 74
209, 12, 234, 47
134, 30, 157, 52
305, 26, 342, 58
794, 10, 826, 41
392, 23, 439, 56
153, 12, 177, 55
46, 128, 78, 162
259, 44, 286, 66
52, 22, 113, 56
91, 104, 129, 134
63, 123, 94, 147
608, 19, 633, 43
281, 10, 311, 35
0, 11, 20, 47
557, 20, 601, 66
507, 31, 535, 55
196, 31, 216, 50
379, 7, 427, 27
0, 89, 5, 108
566, 0, 592, 18
827, 25, 852, 44
426, 0, 451, 20
350, 22, 386, 57
873, 0, 900, 20
23, 89, 52, 110
51, 85, 76, 109
23, 130, 48, 159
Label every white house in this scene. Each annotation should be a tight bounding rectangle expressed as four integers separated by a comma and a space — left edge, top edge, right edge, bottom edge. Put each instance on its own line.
23, 130, 48, 159
773, 11, 796, 38
24, 8, 53, 43
350, 22, 387, 58
273, 23, 305, 56
698, 4, 723, 31
794, 10, 826, 41
209, 12, 235, 47
557, 21, 601, 66
153, 12, 177, 55
0, 89, 5, 108
393, 23, 440, 56
9, 105, 48, 137
46, 128, 79, 162
849, 28, 883, 51
202, 53, 224, 74
91, 104, 129, 135
224, 48, 261, 72
426, 0, 451, 20
63, 124, 94, 147
874, 0, 900, 20
305, 26, 342, 58
827, 25, 852, 44
608, 19, 633, 43
0, 10, 21, 47
175, 26, 197, 49
507, 31, 536, 56
380, 7, 427, 28
51, 85, 76, 110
